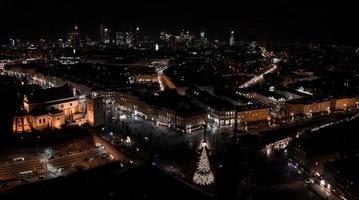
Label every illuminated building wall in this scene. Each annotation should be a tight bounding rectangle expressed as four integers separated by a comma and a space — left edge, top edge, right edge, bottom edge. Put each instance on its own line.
12, 112, 65, 134
133, 74, 159, 84
334, 97, 358, 110
14, 84, 86, 133
175, 114, 206, 133
12, 115, 32, 133
116, 92, 206, 133
286, 100, 331, 116
237, 108, 270, 123
87, 95, 105, 127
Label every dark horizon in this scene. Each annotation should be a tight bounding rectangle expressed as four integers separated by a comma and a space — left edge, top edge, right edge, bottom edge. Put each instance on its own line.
1, 0, 359, 45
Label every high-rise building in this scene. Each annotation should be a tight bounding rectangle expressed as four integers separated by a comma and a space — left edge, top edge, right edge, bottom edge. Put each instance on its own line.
9, 38, 15, 48
15, 39, 21, 47
200, 30, 207, 44
125, 32, 133, 47
133, 26, 141, 47
155, 43, 159, 51
39, 38, 46, 49
104, 28, 110, 44
100, 24, 105, 43
160, 31, 166, 41
115, 32, 125, 46
58, 39, 65, 48
100, 24, 110, 44
68, 25, 81, 48
229, 30, 235, 46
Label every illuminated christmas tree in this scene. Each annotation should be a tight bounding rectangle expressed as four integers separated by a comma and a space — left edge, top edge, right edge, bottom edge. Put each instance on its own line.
193, 144, 214, 186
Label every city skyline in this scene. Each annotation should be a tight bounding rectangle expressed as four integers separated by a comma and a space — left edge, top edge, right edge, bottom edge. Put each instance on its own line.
1, 0, 359, 45
1, 1, 359, 200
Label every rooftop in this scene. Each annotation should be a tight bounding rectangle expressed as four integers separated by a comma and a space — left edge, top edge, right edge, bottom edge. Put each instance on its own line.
140, 89, 206, 118
25, 83, 76, 104
186, 87, 235, 111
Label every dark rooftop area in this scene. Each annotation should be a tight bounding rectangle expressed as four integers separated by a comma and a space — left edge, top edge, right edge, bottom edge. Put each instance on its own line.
25, 83, 76, 104
186, 87, 235, 111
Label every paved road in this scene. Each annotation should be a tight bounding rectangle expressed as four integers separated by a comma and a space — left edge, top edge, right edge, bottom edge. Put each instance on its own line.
0, 147, 113, 183
253, 154, 321, 200
49, 148, 106, 169
0, 159, 44, 180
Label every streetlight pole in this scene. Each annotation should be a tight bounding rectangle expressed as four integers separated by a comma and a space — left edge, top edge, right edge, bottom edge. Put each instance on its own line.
201, 124, 208, 149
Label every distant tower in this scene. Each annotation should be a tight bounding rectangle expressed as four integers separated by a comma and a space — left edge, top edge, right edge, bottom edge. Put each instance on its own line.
229, 30, 235, 46
58, 39, 65, 48
68, 25, 81, 48
104, 28, 110, 44
155, 43, 159, 51
160, 31, 166, 41
87, 93, 105, 127
115, 32, 125, 46
134, 26, 141, 47
9, 38, 15, 48
125, 32, 133, 47
200, 30, 206, 44
100, 24, 110, 44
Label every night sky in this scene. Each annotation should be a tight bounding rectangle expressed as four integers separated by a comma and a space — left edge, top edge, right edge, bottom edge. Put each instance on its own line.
1, 0, 358, 44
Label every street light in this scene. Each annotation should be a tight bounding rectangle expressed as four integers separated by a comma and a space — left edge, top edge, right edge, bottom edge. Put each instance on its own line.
290, 112, 294, 121
267, 117, 271, 126
320, 179, 325, 187
125, 136, 131, 144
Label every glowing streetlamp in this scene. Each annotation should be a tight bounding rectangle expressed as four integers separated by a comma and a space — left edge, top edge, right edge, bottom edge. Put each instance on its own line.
125, 136, 131, 144
267, 117, 271, 126
356, 102, 359, 109
290, 112, 294, 121
320, 179, 325, 187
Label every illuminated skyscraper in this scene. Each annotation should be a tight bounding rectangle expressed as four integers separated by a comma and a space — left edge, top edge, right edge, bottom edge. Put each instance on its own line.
155, 43, 159, 51
104, 28, 110, 44
9, 38, 15, 48
100, 24, 110, 44
229, 30, 235, 46
68, 25, 81, 48
160, 31, 166, 41
133, 26, 141, 47
200, 30, 207, 44
58, 38, 65, 48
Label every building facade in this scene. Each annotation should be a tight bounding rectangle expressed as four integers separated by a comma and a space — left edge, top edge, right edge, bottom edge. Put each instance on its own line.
86, 94, 105, 127
13, 83, 86, 133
